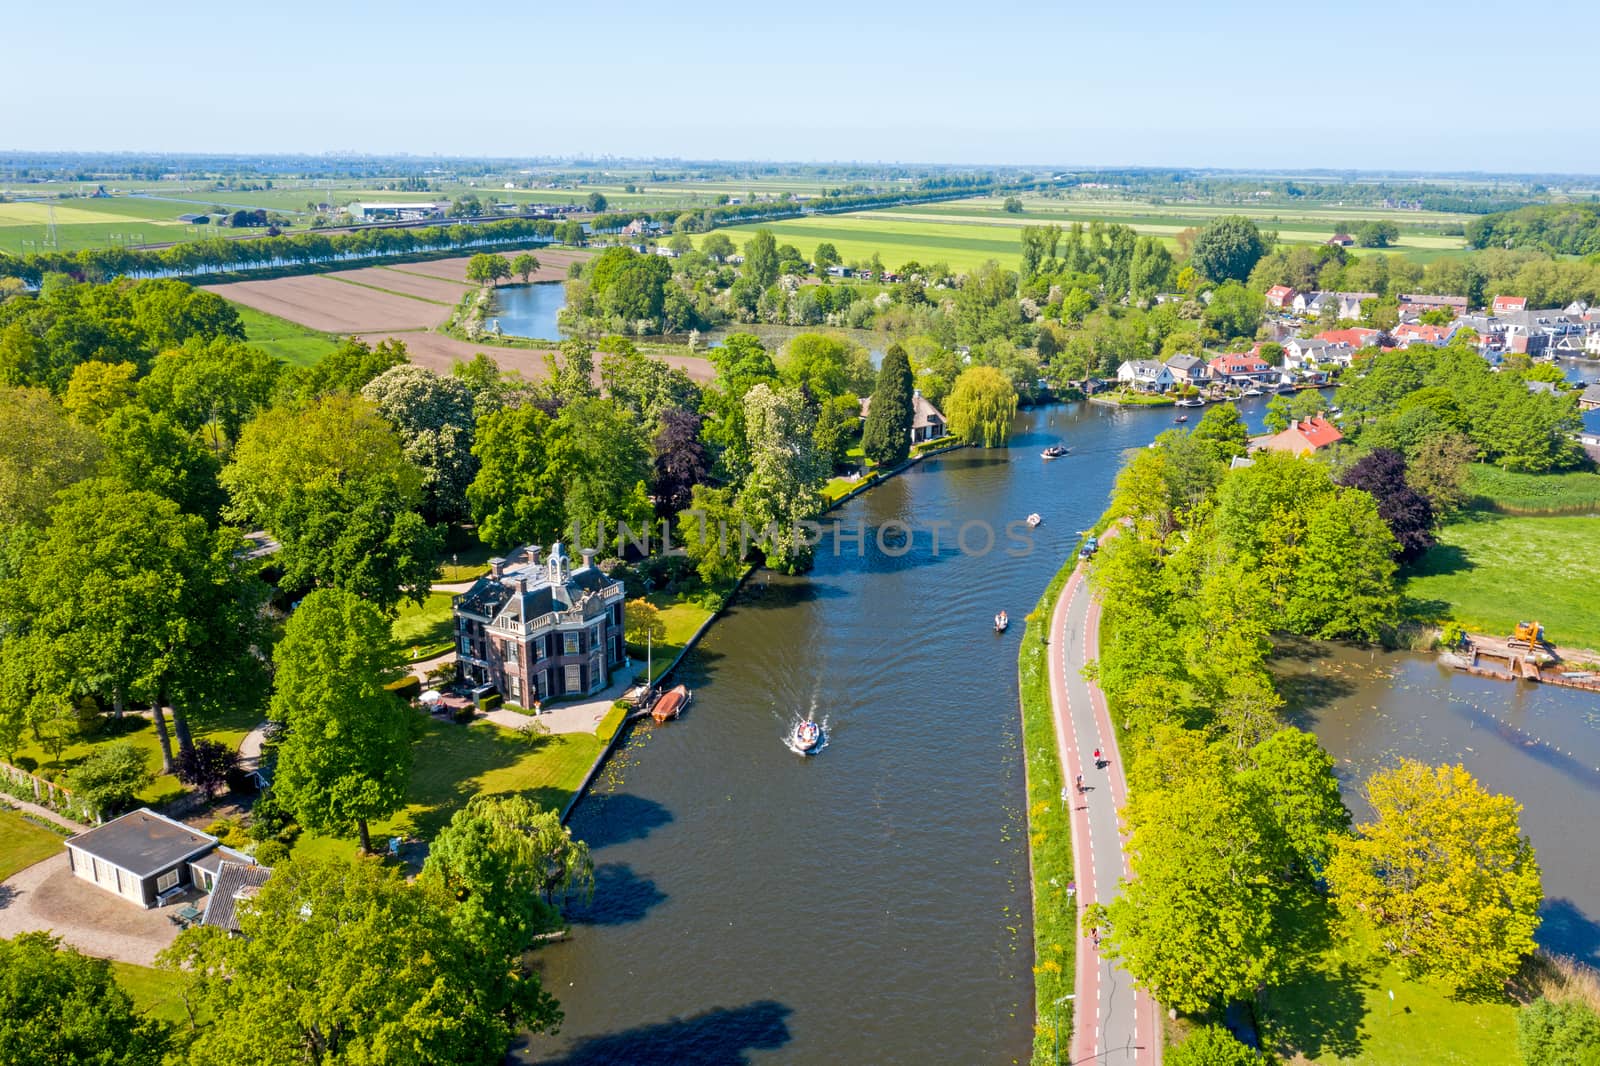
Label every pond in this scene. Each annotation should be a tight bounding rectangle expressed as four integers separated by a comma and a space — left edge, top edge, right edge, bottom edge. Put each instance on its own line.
491, 282, 568, 341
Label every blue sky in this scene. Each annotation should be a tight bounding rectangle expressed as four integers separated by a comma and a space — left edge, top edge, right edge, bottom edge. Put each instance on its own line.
10, 0, 1595, 173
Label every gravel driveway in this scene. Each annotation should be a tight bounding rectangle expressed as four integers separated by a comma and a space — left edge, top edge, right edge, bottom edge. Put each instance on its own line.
0, 853, 189, 965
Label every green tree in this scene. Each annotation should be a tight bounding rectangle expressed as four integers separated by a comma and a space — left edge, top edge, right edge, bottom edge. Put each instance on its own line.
1202, 280, 1263, 341
1326, 760, 1543, 996
1189, 403, 1249, 462
813, 242, 841, 274
586, 246, 673, 326
702, 232, 736, 261
812, 394, 862, 472
677, 483, 747, 586
1263, 394, 1291, 433
510, 252, 540, 283
1002, 196, 1023, 213
69, 741, 152, 817
944, 365, 1017, 448
0, 932, 170, 1065
586, 191, 608, 212
62, 360, 139, 427
742, 229, 780, 289
468, 403, 565, 550
1356, 220, 1400, 248
161, 855, 560, 1065
223, 395, 440, 613
276, 337, 408, 406
360, 364, 477, 523
553, 397, 653, 549
861, 343, 914, 467
420, 796, 594, 955
1190, 216, 1270, 283
270, 589, 412, 855
465, 252, 511, 287
1240, 728, 1350, 875
1166, 1025, 1259, 1066
142, 337, 281, 453
780, 333, 871, 400
1518, 997, 1600, 1066
0, 386, 103, 532
737, 384, 827, 573
99, 404, 226, 521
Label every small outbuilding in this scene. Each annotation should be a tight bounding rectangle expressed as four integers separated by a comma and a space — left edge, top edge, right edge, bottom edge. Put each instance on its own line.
65, 808, 249, 908
201, 861, 274, 934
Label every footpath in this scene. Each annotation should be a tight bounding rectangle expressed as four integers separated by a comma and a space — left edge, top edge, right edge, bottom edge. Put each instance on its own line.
1047, 548, 1161, 1066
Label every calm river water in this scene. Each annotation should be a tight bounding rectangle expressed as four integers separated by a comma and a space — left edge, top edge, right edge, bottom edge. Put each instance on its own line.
521, 395, 1600, 1064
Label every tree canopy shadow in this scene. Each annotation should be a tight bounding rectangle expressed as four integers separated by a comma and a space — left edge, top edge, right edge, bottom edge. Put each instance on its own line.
1405, 542, 1472, 578
516, 1000, 793, 1066
0, 883, 15, 911
563, 863, 666, 927
729, 578, 850, 610
567, 792, 673, 852
1277, 673, 1360, 730
1537, 897, 1600, 967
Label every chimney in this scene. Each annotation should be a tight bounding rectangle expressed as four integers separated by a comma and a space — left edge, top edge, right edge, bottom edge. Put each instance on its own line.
580, 549, 596, 571
526, 545, 542, 568
489, 557, 506, 580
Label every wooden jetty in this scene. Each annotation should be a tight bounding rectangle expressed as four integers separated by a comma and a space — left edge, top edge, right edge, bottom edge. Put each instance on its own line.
1447, 636, 1600, 694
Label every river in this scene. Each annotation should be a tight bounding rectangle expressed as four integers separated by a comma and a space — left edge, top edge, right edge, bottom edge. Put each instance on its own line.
520, 396, 1600, 1064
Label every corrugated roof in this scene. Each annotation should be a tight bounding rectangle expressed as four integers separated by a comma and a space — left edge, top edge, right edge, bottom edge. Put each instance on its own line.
201, 861, 272, 933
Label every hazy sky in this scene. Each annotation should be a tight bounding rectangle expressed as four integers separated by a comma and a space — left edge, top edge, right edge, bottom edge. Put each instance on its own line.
10, 0, 1595, 172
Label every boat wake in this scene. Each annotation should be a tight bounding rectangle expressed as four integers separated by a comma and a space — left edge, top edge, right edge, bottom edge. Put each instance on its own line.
784, 713, 830, 757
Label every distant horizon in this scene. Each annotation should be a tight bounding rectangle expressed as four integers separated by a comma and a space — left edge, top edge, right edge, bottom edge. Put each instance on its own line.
12, 0, 1598, 174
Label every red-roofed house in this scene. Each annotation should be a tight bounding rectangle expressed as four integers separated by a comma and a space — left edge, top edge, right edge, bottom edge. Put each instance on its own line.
1316, 328, 1381, 348
1392, 322, 1456, 346
1208, 352, 1275, 384
1265, 285, 1296, 309
1492, 295, 1528, 314
1255, 416, 1344, 456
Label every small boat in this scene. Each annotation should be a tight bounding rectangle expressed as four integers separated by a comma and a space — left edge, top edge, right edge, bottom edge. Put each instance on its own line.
994, 611, 1009, 632
791, 718, 822, 754
1040, 444, 1068, 459
1242, 386, 1264, 396
1175, 397, 1205, 408
1174, 414, 1188, 423
1026, 512, 1043, 528
651, 684, 692, 723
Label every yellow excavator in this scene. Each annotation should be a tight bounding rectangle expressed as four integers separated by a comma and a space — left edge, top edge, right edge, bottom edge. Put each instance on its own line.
1508, 620, 1547, 651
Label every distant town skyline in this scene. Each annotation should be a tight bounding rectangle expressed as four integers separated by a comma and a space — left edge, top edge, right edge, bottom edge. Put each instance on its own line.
11, 0, 1596, 173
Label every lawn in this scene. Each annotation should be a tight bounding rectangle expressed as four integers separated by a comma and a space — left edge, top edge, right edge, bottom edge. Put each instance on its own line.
0, 806, 65, 880
6, 704, 264, 808
232, 303, 338, 367
393, 590, 456, 659
1017, 557, 1077, 1064
291, 715, 602, 860
1404, 512, 1600, 651
639, 591, 717, 682
435, 533, 496, 582
111, 961, 194, 1027
1464, 463, 1600, 515
1261, 918, 1519, 1065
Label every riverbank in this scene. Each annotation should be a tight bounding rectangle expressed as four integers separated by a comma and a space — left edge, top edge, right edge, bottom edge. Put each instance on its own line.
1017, 558, 1079, 1064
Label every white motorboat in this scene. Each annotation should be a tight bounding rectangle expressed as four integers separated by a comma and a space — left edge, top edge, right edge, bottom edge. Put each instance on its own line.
994, 611, 1009, 632
1041, 444, 1068, 459
1026, 512, 1043, 528
792, 718, 822, 754
1175, 397, 1205, 408
1243, 386, 1264, 396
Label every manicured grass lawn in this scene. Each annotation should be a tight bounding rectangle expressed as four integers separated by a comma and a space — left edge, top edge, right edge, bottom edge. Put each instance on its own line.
1403, 512, 1600, 651
111, 961, 193, 1027
1261, 919, 1519, 1065
292, 715, 603, 861
392, 590, 456, 658
7, 704, 263, 808
0, 806, 65, 880
1464, 463, 1600, 514
1017, 558, 1077, 1065
435, 535, 495, 582
232, 303, 338, 367
639, 591, 717, 682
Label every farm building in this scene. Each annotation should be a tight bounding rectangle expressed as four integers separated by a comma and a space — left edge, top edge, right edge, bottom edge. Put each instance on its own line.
346, 201, 447, 222
65, 808, 255, 908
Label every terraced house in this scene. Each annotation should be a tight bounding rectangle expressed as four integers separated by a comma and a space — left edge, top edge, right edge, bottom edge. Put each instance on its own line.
452, 543, 627, 706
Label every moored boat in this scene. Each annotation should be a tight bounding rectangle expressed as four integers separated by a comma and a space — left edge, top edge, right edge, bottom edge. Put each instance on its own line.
1174, 414, 1188, 423
651, 684, 692, 723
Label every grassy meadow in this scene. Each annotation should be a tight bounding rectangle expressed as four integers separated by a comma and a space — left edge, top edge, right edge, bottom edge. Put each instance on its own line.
1404, 511, 1600, 651
232, 303, 338, 367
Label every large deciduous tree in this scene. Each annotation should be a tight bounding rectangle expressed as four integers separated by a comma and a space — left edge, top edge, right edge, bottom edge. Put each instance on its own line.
553, 397, 653, 549
1190, 216, 1269, 283
0, 386, 103, 532
361, 364, 478, 523
944, 365, 1017, 448
861, 343, 914, 467
141, 337, 281, 453
737, 384, 826, 574
742, 229, 780, 289
468, 403, 565, 549
1326, 759, 1542, 996
0, 932, 170, 1064
269, 588, 412, 855
222, 394, 439, 613
160, 855, 561, 1065
1337, 447, 1436, 562
650, 407, 709, 518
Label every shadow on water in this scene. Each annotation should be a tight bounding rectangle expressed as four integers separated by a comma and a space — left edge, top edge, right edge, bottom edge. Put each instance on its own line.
1277, 673, 1360, 729
565, 864, 667, 927
518, 1000, 793, 1066
730, 578, 850, 610
570, 793, 673, 851
1538, 897, 1600, 967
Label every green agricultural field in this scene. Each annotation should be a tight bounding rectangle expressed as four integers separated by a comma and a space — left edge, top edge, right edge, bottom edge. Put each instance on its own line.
1404, 512, 1600, 651
705, 214, 1028, 272
232, 303, 338, 367
0, 806, 64, 880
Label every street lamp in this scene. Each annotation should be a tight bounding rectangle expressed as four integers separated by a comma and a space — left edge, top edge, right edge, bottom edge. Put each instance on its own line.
1053, 993, 1076, 1064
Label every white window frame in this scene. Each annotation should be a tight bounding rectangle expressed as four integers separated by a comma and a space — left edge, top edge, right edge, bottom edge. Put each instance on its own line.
563, 632, 579, 655
156, 868, 180, 893
564, 664, 582, 692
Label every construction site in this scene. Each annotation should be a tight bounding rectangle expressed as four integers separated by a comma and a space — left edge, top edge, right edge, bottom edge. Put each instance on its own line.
1443, 620, 1600, 693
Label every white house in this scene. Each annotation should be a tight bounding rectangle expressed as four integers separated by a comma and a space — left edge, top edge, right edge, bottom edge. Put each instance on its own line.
1116, 359, 1175, 392
1283, 337, 1355, 369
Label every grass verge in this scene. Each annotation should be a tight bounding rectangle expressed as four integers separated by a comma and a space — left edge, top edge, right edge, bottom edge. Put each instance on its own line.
1465, 463, 1600, 515
1018, 556, 1077, 1065
1403, 511, 1600, 651
0, 805, 66, 880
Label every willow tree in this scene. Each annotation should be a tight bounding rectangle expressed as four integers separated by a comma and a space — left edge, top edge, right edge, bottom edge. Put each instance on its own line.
944, 365, 1017, 448
861, 343, 913, 467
